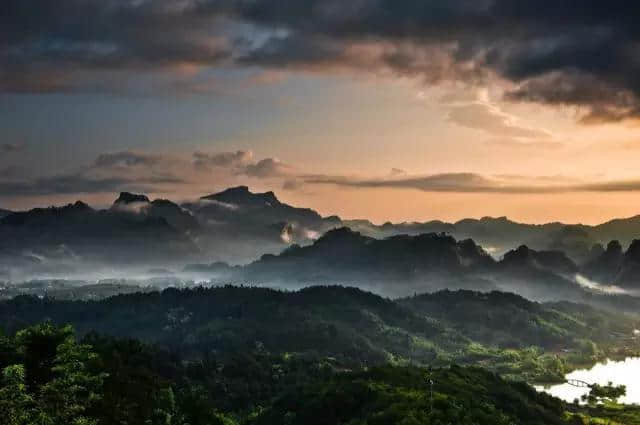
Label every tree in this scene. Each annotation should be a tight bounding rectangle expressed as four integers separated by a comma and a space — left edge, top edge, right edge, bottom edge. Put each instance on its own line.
39, 336, 106, 425
0, 364, 45, 425
581, 382, 626, 405
147, 387, 178, 425
0, 323, 105, 425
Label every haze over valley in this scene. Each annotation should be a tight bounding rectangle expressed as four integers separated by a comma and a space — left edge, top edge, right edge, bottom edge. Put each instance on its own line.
4, 186, 640, 304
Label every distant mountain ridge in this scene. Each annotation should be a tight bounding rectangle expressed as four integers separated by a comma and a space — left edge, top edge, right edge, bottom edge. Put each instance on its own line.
201, 226, 640, 298
0, 187, 343, 280
5, 186, 640, 292
237, 227, 496, 295
347, 215, 640, 263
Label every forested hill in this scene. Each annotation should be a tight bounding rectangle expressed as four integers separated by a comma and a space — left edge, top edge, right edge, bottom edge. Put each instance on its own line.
1, 285, 638, 382
2, 286, 640, 425
0, 323, 574, 425
400, 290, 637, 350
251, 365, 567, 425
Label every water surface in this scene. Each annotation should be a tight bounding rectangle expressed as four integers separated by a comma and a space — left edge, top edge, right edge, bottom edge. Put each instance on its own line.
536, 357, 640, 404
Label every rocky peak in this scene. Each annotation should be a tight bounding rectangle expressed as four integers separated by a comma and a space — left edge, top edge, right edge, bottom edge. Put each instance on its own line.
114, 192, 150, 205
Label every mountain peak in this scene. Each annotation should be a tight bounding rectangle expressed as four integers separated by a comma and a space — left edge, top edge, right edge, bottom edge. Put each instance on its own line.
502, 245, 533, 263
214, 185, 250, 196
315, 227, 368, 245
480, 216, 509, 222
114, 192, 150, 205
606, 240, 623, 254
202, 186, 281, 207
625, 239, 640, 260
69, 200, 92, 210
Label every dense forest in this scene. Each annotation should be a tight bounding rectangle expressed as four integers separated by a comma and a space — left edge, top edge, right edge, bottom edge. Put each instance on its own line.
1, 320, 639, 424
1, 286, 640, 423
1, 286, 638, 383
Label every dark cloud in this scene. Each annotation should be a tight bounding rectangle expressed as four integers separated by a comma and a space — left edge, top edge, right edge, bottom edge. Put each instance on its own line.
0, 143, 23, 153
0, 166, 23, 179
306, 173, 640, 194
192, 150, 253, 170
505, 71, 640, 123
0, 147, 291, 200
94, 151, 161, 168
3, 1, 640, 121
0, 173, 185, 198
0, 149, 186, 198
193, 150, 292, 178
306, 173, 510, 193
0, 174, 133, 197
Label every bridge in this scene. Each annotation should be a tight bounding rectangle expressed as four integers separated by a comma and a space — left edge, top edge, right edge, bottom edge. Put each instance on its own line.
566, 379, 591, 388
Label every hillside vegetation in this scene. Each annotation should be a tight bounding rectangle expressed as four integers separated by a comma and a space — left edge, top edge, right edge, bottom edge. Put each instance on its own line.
1, 286, 638, 383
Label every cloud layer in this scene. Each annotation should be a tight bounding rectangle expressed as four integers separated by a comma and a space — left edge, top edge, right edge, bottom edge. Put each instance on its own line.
0, 149, 293, 198
6, 146, 640, 202
3, 1, 640, 121
306, 173, 640, 194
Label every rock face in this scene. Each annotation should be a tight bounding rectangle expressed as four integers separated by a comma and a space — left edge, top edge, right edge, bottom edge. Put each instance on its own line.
110, 192, 199, 232
579, 239, 640, 288
582, 240, 624, 284
500, 245, 578, 276
202, 186, 280, 208
615, 240, 640, 288
113, 192, 150, 205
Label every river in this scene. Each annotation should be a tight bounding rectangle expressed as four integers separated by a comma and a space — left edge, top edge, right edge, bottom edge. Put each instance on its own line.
536, 357, 640, 404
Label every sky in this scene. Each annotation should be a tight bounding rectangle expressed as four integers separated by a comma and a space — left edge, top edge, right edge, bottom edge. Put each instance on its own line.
3, 1, 640, 224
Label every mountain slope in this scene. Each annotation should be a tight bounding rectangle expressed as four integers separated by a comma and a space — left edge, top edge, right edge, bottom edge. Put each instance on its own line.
229, 227, 589, 300
177, 186, 342, 263
240, 227, 497, 295
251, 365, 567, 425
581, 239, 640, 288
111, 191, 200, 232
400, 290, 637, 351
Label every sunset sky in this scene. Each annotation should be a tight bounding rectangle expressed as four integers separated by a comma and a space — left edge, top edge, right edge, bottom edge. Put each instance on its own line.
3, 1, 640, 224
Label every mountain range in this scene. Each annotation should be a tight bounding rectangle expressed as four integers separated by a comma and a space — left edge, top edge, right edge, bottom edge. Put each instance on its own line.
4, 186, 640, 296
347, 215, 640, 263
198, 227, 639, 301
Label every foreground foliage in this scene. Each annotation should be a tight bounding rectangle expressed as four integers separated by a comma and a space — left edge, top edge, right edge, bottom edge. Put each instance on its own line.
0, 323, 104, 425
1, 322, 640, 425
